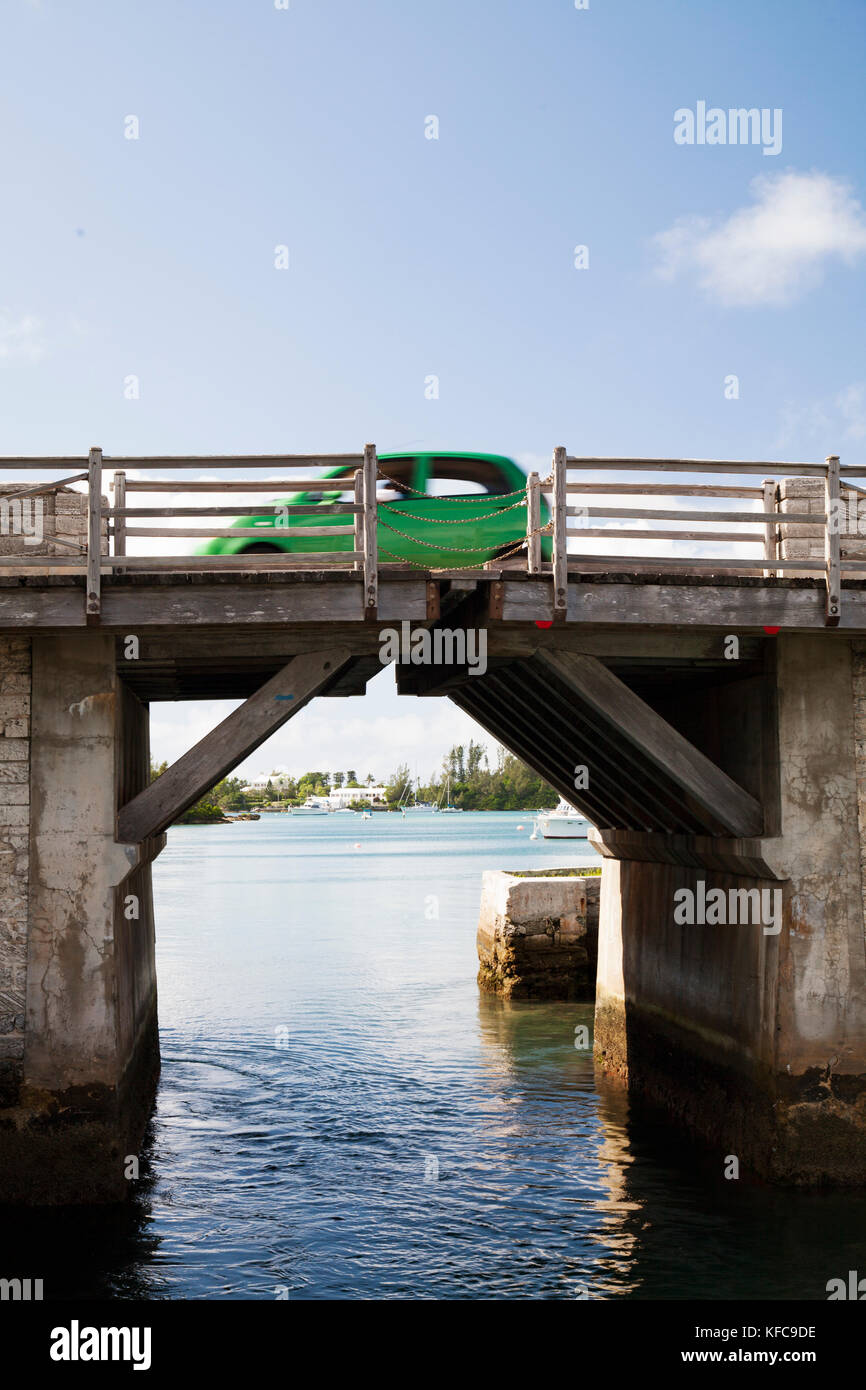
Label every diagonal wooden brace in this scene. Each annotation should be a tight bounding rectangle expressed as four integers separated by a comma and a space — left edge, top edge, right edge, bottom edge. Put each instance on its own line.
536, 650, 763, 837
117, 648, 352, 842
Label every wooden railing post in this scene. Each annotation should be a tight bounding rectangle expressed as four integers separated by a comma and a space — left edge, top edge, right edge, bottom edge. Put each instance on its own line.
762, 477, 777, 579
113, 469, 127, 574
526, 471, 541, 574
552, 446, 567, 617
825, 454, 841, 625
353, 468, 363, 570
86, 446, 102, 620
362, 442, 378, 618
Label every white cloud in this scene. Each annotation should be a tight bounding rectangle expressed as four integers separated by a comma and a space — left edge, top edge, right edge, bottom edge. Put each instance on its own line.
775, 380, 866, 456
0, 311, 45, 363
653, 171, 866, 306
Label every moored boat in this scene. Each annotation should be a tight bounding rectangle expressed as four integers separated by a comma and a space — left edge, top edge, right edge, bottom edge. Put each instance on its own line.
531, 799, 590, 839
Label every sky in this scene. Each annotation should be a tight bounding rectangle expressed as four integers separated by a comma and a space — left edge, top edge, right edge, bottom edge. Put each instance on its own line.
1, 0, 864, 782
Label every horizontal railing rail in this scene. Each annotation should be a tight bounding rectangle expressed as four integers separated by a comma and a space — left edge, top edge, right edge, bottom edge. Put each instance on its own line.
0, 445, 858, 625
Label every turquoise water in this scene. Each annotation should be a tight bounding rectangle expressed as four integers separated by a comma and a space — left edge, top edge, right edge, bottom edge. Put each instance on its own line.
5, 811, 866, 1300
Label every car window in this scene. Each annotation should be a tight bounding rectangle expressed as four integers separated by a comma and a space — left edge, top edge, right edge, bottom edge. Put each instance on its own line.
428, 456, 511, 496
425, 477, 487, 496
313, 456, 417, 502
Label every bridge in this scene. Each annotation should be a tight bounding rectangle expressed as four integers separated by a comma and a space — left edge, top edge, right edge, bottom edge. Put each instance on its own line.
1, 445, 865, 1200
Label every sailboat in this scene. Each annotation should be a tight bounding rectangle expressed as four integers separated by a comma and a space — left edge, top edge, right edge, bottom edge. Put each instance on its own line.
400, 776, 434, 811
434, 774, 463, 814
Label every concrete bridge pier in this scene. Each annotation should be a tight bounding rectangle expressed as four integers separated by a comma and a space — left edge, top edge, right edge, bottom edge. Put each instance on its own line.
0, 633, 161, 1204
593, 634, 866, 1185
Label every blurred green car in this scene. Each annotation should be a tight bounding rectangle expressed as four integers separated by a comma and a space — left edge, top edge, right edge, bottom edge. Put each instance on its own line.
198, 452, 551, 569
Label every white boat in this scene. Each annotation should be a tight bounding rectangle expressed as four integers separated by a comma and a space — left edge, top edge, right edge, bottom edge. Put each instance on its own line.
531, 799, 590, 839
290, 798, 329, 816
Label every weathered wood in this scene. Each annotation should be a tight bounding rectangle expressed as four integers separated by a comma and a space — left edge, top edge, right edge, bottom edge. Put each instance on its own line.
100, 552, 363, 569
363, 443, 378, 616
353, 470, 364, 571
565, 505, 821, 524
564, 483, 764, 498
86, 447, 102, 620
565, 528, 764, 542
107, 454, 363, 469
0, 472, 88, 500
123, 525, 356, 539
107, 504, 361, 517
113, 472, 127, 559
124, 480, 352, 493
762, 479, 776, 579
536, 650, 763, 836
566, 457, 827, 476
826, 454, 841, 625
117, 648, 353, 841
565, 553, 820, 572
526, 472, 542, 573
498, 578, 843, 629
552, 446, 567, 614
484, 629, 763, 662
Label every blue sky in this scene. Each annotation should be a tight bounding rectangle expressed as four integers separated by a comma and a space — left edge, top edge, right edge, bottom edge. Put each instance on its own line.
2, 0, 865, 780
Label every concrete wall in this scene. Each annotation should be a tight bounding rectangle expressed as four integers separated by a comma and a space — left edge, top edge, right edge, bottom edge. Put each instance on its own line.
0, 633, 160, 1204
0, 483, 105, 573
477, 870, 599, 999
594, 633, 866, 1183
0, 636, 31, 1106
777, 476, 866, 578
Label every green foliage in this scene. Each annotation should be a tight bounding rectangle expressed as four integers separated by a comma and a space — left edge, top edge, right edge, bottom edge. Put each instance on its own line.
151, 744, 554, 824
417, 741, 555, 811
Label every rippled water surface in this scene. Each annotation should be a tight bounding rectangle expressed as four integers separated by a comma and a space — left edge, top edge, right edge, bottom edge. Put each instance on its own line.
6, 812, 866, 1300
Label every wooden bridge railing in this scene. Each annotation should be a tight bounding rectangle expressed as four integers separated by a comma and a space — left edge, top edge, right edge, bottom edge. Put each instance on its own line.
537, 450, 859, 626
0, 445, 859, 626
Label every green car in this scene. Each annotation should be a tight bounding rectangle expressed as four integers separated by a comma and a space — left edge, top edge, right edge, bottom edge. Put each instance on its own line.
198, 452, 551, 569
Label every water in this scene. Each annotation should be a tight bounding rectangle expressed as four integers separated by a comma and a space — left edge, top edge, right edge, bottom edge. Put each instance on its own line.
5, 812, 866, 1300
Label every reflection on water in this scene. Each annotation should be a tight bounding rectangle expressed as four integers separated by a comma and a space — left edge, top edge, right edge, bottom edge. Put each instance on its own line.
2, 814, 864, 1300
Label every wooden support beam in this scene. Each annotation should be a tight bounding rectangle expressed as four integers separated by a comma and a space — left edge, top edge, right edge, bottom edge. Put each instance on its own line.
363, 443, 378, 619
534, 650, 764, 836
551, 446, 567, 617
826, 454, 841, 626
86, 447, 102, 622
113, 471, 126, 576
117, 648, 352, 842
353, 469, 364, 571
762, 478, 777, 579
526, 471, 542, 574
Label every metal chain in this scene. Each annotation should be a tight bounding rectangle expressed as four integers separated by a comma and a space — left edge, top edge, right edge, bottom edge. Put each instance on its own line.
378, 537, 529, 570
383, 498, 528, 526
377, 515, 550, 560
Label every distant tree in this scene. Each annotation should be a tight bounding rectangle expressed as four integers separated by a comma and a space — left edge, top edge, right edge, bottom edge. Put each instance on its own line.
385, 762, 412, 807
